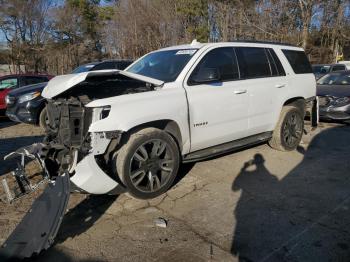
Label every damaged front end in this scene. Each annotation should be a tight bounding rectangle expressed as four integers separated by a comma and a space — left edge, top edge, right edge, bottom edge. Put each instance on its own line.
43, 96, 126, 195
0, 70, 163, 259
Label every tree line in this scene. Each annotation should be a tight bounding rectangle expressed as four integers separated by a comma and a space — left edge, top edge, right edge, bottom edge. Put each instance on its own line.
0, 0, 349, 75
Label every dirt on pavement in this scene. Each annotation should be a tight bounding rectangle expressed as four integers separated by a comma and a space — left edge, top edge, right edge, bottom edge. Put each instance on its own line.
0, 118, 350, 262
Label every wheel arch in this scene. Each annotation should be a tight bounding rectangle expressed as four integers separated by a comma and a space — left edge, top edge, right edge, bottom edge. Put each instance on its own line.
283, 97, 306, 112
125, 119, 183, 152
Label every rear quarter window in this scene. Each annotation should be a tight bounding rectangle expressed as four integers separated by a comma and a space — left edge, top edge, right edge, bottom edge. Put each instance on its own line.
282, 50, 312, 74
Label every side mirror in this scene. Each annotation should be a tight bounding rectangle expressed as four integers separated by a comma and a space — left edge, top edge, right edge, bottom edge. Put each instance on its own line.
192, 68, 220, 84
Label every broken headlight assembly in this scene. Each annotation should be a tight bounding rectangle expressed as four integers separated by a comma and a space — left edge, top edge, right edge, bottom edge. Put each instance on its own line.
18, 91, 41, 104
333, 97, 350, 107
100, 106, 111, 119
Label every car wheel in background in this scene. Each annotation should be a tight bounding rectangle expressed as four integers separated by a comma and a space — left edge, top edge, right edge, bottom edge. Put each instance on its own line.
39, 106, 49, 130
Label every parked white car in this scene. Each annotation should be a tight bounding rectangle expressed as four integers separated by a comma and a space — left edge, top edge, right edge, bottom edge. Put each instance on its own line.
41, 41, 316, 199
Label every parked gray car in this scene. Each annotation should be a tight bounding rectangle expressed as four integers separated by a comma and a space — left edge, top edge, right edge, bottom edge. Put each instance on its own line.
312, 64, 347, 80
317, 71, 350, 121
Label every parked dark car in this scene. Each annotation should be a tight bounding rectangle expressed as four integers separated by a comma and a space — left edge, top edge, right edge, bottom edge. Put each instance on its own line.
5, 60, 133, 128
317, 71, 350, 122
71, 60, 133, 73
312, 64, 347, 80
0, 74, 53, 114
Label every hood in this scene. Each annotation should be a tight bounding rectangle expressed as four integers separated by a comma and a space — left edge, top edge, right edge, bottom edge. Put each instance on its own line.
317, 84, 350, 98
8, 82, 48, 97
42, 70, 164, 99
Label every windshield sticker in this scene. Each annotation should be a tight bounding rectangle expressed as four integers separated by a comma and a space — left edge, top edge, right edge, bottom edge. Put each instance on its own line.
176, 50, 197, 56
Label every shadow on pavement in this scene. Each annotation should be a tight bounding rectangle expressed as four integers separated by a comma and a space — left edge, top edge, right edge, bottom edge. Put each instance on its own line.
56, 194, 118, 243
231, 126, 350, 261
29, 247, 105, 262
171, 162, 196, 188
0, 117, 18, 129
28, 195, 118, 261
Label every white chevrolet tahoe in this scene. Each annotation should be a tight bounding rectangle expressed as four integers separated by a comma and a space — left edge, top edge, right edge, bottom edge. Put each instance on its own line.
40, 41, 316, 199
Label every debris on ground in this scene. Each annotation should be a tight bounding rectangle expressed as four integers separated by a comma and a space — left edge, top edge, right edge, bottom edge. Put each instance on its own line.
154, 217, 167, 228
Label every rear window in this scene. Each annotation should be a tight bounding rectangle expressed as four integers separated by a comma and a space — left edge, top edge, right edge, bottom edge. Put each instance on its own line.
332, 65, 346, 72
282, 50, 312, 74
92, 62, 117, 71
235, 47, 271, 79
117, 61, 132, 70
23, 76, 48, 86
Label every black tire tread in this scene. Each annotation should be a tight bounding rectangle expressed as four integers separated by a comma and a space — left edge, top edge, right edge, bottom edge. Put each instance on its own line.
269, 105, 304, 151
39, 107, 48, 130
115, 127, 180, 199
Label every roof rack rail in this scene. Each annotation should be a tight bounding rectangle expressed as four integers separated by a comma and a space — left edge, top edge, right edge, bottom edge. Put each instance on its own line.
229, 40, 298, 47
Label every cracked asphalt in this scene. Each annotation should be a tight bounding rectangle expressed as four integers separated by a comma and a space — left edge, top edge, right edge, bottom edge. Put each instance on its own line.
1, 118, 350, 261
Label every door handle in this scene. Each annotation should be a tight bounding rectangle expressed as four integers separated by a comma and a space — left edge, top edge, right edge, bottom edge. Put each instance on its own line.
234, 90, 247, 94
275, 84, 286, 88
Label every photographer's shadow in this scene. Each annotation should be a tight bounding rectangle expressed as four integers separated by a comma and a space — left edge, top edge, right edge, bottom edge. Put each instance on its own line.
231, 126, 350, 261
231, 154, 282, 261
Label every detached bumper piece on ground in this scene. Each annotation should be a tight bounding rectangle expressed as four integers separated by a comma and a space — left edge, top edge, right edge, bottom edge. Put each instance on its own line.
0, 175, 70, 260
0, 144, 71, 260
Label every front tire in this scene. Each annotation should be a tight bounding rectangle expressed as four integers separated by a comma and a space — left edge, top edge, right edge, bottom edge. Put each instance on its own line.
269, 105, 304, 151
115, 127, 180, 199
39, 106, 48, 130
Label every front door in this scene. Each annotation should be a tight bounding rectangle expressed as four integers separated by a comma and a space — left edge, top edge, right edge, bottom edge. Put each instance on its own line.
184, 47, 249, 152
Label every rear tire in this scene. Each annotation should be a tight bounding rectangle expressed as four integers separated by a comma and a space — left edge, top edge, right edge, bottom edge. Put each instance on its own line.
269, 105, 304, 151
115, 127, 180, 199
39, 107, 48, 130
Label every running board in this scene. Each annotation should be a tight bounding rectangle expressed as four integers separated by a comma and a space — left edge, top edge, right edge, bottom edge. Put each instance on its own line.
0, 174, 70, 260
183, 132, 272, 163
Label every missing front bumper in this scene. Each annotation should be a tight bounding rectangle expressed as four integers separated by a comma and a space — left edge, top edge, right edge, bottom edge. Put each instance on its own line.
0, 174, 70, 260
0, 144, 70, 260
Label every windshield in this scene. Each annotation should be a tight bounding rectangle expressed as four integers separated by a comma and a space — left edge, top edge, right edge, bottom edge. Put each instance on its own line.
312, 65, 331, 74
126, 49, 197, 82
71, 64, 96, 74
317, 73, 350, 85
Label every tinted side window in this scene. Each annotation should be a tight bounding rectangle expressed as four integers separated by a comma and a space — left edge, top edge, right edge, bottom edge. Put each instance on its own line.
117, 61, 132, 70
282, 50, 312, 74
92, 62, 117, 71
189, 47, 239, 84
332, 65, 346, 72
267, 48, 286, 76
23, 76, 48, 86
235, 47, 271, 78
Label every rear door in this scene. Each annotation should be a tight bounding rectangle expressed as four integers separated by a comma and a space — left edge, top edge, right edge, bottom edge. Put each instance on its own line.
235, 47, 287, 135
184, 47, 249, 152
